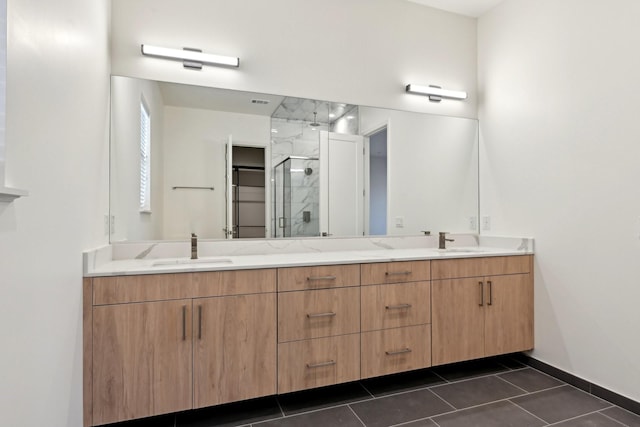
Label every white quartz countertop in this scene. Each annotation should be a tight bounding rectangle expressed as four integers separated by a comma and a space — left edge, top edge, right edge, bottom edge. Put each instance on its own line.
84, 238, 533, 277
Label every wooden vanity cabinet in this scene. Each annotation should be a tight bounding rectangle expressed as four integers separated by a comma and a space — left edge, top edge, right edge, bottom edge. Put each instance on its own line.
360, 261, 432, 378
431, 255, 533, 366
85, 269, 277, 426
85, 254, 534, 426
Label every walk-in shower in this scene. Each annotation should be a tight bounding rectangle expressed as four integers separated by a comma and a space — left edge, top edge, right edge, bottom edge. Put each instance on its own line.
273, 156, 320, 237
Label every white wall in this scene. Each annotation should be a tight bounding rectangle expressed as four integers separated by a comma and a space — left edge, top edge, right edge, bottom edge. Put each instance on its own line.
0, 0, 6, 183
361, 107, 479, 235
110, 0, 478, 119
110, 77, 164, 241
479, 0, 640, 402
0, 1, 110, 427
162, 107, 270, 240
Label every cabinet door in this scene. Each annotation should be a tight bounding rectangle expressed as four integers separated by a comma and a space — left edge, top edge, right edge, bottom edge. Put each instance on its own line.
92, 300, 193, 425
193, 293, 277, 408
484, 273, 534, 356
431, 278, 485, 365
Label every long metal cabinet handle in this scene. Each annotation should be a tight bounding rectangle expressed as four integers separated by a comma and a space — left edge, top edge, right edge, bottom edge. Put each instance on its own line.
198, 305, 203, 340
488, 281, 493, 306
385, 271, 412, 276
307, 276, 337, 281
479, 281, 484, 306
385, 303, 412, 310
307, 312, 337, 318
306, 360, 336, 368
385, 348, 412, 355
182, 305, 187, 341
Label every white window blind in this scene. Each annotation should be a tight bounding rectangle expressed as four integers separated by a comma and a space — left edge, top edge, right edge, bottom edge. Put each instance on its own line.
139, 100, 151, 212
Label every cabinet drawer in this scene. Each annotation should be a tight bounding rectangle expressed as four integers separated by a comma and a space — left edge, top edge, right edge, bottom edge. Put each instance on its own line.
361, 282, 430, 332
361, 325, 431, 379
431, 255, 531, 280
361, 261, 430, 285
93, 273, 193, 305
278, 287, 360, 342
277, 334, 360, 394
277, 264, 360, 292
192, 269, 276, 297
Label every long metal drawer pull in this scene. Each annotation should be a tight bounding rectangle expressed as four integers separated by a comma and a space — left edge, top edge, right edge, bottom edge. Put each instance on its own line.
385, 303, 412, 310
307, 275, 337, 281
306, 360, 336, 368
181, 305, 187, 341
385, 348, 412, 356
385, 271, 412, 276
198, 305, 203, 340
307, 312, 337, 318
488, 281, 493, 306
479, 281, 484, 306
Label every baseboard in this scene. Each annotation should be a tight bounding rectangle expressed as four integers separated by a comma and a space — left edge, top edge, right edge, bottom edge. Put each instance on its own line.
516, 354, 640, 416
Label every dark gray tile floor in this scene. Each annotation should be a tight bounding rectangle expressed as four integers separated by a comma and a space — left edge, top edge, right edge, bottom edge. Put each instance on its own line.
104, 356, 640, 427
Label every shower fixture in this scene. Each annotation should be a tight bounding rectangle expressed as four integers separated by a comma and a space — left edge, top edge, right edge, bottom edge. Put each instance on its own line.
310, 112, 321, 127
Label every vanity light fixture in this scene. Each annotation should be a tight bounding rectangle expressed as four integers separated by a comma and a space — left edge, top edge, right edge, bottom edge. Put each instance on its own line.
405, 84, 467, 102
141, 44, 239, 69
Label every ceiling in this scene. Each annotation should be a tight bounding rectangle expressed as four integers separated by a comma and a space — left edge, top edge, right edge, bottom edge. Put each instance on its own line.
405, 0, 505, 17
159, 82, 358, 124
159, 82, 283, 116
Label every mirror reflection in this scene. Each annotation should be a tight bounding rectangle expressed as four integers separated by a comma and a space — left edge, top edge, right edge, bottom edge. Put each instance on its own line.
110, 76, 479, 242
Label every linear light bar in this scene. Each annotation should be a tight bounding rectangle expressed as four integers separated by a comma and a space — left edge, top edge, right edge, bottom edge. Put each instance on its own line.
405, 84, 467, 102
141, 44, 239, 69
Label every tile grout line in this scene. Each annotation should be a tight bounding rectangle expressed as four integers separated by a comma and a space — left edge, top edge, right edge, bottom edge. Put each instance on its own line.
493, 372, 531, 394
429, 369, 514, 392
274, 396, 286, 418
430, 369, 450, 383
543, 406, 618, 426
503, 399, 550, 426
358, 381, 376, 399
346, 404, 368, 427
598, 409, 633, 427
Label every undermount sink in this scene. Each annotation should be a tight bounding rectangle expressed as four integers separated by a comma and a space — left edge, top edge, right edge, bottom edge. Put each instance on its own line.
152, 257, 233, 267
439, 248, 487, 254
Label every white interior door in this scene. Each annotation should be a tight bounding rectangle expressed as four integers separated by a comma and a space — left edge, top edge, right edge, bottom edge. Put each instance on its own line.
224, 135, 234, 239
320, 132, 364, 236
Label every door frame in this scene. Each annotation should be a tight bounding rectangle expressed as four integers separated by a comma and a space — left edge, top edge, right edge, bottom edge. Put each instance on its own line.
226, 137, 271, 239
361, 120, 389, 236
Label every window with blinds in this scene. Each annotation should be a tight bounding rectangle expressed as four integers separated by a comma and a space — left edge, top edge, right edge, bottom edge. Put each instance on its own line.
139, 99, 151, 212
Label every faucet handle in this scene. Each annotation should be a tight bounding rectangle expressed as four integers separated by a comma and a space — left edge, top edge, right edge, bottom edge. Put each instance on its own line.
191, 232, 197, 238
421, 230, 431, 236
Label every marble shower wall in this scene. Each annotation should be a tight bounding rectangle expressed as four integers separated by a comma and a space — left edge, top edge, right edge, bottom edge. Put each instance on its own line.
287, 158, 320, 237
271, 118, 324, 237
271, 118, 324, 165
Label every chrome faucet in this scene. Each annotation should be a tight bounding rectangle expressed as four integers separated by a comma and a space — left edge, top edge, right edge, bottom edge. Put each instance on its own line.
191, 233, 198, 259
439, 232, 454, 250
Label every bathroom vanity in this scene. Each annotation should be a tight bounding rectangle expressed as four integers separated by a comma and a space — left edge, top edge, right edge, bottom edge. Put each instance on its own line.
83, 236, 534, 426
